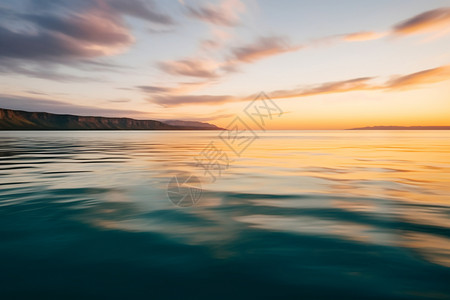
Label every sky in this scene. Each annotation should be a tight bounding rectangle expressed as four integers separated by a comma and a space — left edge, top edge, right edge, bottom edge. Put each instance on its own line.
0, 0, 449, 129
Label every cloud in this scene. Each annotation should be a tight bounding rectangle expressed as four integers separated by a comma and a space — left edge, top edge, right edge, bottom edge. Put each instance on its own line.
0, 0, 175, 61
0, 93, 145, 117
144, 77, 376, 107
148, 27, 176, 34
138, 81, 210, 94
107, 98, 131, 103
157, 58, 221, 78
149, 94, 235, 107
146, 7, 450, 108
343, 31, 387, 41
385, 65, 450, 90
393, 7, 450, 35
24, 0, 174, 25
0, 59, 102, 82
146, 64, 450, 107
139, 80, 230, 107
107, 0, 174, 25
269, 77, 376, 99
338, 7, 450, 44
200, 28, 232, 51
229, 36, 302, 63
25, 12, 132, 48
175, 112, 234, 122
25, 90, 48, 96
185, 0, 245, 27
0, 0, 174, 78
139, 86, 175, 94
269, 65, 450, 100
149, 36, 303, 107
160, 112, 233, 122
157, 35, 301, 80
0, 12, 133, 61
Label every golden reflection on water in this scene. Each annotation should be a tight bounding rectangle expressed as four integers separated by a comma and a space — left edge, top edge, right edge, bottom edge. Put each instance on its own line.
1, 130, 450, 269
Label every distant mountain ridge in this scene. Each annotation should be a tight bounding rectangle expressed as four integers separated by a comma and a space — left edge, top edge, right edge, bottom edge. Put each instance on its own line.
163, 120, 221, 130
0, 108, 223, 130
349, 126, 450, 130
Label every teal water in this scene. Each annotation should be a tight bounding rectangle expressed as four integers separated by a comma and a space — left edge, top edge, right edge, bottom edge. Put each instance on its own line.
0, 131, 449, 299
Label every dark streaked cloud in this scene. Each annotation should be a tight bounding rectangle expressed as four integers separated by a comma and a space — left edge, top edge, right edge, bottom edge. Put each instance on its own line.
149, 94, 235, 107
0, 0, 174, 79
0, 15, 132, 61
138, 85, 175, 94
176, 113, 234, 122
25, 0, 174, 25
107, 0, 174, 25
0, 59, 102, 82
0, 94, 146, 117
107, 98, 131, 103
0, 0, 174, 61
393, 7, 450, 35
139, 80, 238, 109
24, 12, 133, 48
148, 27, 176, 34
138, 81, 211, 95
25, 90, 48, 96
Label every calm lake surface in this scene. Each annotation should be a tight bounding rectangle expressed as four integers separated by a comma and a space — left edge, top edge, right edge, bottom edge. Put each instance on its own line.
1, 131, 449, 299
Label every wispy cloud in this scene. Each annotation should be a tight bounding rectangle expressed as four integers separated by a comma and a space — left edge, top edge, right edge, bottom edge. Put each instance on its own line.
228, 36, 301, 64
138, 81, 211, 95
385, 65, 450, 90
0, 59, 102, 82
146, 64, 450, 107
157, 58, 221, 79
200, 27, 233, 51
139, 80, 234, 107
339, 7, 450, 44
269, 77, 376, 99
343, 31, 387, 41
157, 35, 300, 80
269, 65, 450, 99
184, 0, 245, 27
171, 112, 234, 122
393, 7, 450, 36
149, 94, 235, 107
146, 6, 450, 108
107, 98, 131, 103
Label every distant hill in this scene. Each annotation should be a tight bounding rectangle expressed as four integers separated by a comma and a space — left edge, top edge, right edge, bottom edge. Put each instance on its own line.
349, 126, 450, 130
163, 120, 222, 130
0, 108, 223, 130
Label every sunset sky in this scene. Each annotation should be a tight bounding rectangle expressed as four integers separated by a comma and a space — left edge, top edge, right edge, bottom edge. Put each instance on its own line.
0, 0, 449, 129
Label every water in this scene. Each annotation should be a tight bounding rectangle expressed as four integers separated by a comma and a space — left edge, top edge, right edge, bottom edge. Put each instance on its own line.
0, 130, 449, 299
